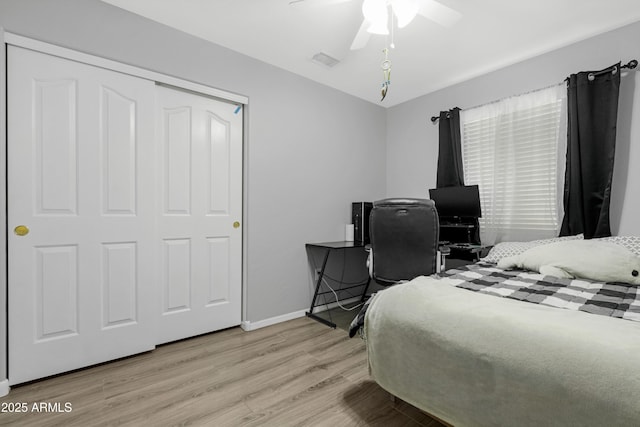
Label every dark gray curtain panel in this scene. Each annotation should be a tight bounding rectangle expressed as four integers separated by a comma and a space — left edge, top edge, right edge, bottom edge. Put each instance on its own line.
560, 63, 621, 239
436, 107, 464, 188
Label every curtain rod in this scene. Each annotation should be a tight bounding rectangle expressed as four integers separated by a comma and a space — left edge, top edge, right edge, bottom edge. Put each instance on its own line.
430, 59, 638, 123
585, 59, 637, 81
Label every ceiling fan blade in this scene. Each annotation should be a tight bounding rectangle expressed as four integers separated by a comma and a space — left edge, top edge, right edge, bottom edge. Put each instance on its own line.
350, 19, 372, 50
289, 0, 352, 7
417, 0, 461, 27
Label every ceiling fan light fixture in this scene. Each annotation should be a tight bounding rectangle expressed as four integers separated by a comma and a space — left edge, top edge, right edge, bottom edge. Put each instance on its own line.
367, 20, 390, 35
362, 0, 389, 34
391, 0, 419, 28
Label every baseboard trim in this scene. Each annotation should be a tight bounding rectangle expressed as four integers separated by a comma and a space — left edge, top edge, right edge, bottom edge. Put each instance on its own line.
0, 379, 10, 397
240, 297, 363, 331
241, 309, 307, 331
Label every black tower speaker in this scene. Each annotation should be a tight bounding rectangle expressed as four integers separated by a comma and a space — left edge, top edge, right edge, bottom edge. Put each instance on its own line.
352, 202, 373, 244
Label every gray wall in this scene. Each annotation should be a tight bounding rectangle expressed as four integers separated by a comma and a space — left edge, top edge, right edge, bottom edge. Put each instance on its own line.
386, 21, 640, 236
0, 0, 387, 383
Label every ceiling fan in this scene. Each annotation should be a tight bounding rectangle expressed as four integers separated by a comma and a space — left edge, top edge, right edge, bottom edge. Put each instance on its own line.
290, 0, 461, 50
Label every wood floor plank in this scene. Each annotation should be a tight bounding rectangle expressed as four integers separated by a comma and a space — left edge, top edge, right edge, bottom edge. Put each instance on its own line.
0, 317, 445, 426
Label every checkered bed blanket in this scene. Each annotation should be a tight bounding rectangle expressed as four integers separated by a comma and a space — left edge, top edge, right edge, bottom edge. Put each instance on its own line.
348, 261, 640, 338
442, 262, 640, 322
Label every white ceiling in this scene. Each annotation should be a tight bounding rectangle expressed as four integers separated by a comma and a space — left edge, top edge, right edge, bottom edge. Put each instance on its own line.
101, 0, 640, 107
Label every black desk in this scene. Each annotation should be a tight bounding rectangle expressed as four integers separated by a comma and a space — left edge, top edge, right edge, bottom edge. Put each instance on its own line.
445, 243, 492, 269
440, 221, 479, 245
305, 241, 370, 328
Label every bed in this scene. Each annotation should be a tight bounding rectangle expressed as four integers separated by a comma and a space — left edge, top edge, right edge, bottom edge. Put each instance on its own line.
354, 236, 640, 426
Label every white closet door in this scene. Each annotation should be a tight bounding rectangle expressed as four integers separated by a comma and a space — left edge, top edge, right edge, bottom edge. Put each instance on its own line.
7, 46, 157, 384
156, 85, 242, 344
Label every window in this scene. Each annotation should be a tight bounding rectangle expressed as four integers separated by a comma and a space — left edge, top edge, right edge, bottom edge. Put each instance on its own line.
461, 84, 567, 245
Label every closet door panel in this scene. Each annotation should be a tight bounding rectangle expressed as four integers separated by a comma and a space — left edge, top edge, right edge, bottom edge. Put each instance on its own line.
34, 79, 78, 215
156, 85, 242, 344
101, 87, 138, 215
8, 46, 157, 385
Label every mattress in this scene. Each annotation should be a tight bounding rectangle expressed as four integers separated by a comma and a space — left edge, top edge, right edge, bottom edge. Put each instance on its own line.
363, 269, 640, 426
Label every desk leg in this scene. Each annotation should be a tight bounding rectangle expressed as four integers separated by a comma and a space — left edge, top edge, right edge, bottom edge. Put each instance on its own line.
305, 247, 337, 328
360, 277, 371, 302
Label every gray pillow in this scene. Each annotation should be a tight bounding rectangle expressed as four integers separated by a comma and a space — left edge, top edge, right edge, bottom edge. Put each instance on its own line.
482, 234, 584, 263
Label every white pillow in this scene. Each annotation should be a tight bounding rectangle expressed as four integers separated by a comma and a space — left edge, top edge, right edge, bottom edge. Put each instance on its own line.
482, 234, 584, 263
497, 239, 640, 284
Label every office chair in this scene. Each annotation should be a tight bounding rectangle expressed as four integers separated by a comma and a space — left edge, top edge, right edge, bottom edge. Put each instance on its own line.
366, 198, 445, 287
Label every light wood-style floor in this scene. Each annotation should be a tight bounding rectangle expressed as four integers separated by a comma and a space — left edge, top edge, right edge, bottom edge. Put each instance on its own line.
0, 317, 445, 426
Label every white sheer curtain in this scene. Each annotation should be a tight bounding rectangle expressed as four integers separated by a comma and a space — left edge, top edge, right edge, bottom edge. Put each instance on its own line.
461, 84, 567, 245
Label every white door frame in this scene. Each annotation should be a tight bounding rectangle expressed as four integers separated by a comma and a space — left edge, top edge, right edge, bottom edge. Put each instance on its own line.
0, 27, 9, 397
0, 31, 250, 395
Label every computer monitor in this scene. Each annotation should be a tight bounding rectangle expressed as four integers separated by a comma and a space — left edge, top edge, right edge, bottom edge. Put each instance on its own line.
428, 185, 482, 219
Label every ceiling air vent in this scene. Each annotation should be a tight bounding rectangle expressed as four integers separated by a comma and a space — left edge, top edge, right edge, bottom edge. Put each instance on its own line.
311, 52, 340, 68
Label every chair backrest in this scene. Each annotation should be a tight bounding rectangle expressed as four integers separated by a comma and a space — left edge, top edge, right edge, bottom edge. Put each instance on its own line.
369, 198, 440, 286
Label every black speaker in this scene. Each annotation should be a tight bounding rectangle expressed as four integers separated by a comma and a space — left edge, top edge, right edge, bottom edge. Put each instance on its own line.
352, 202, 373, 244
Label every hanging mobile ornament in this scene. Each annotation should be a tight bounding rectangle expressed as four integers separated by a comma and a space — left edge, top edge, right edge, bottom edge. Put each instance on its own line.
380, 14, 395, 101
381, 48, 391, 101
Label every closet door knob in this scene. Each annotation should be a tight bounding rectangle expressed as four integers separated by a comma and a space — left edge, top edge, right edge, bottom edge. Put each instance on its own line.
14, 225, 30, 236
233, 221, 240, 229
